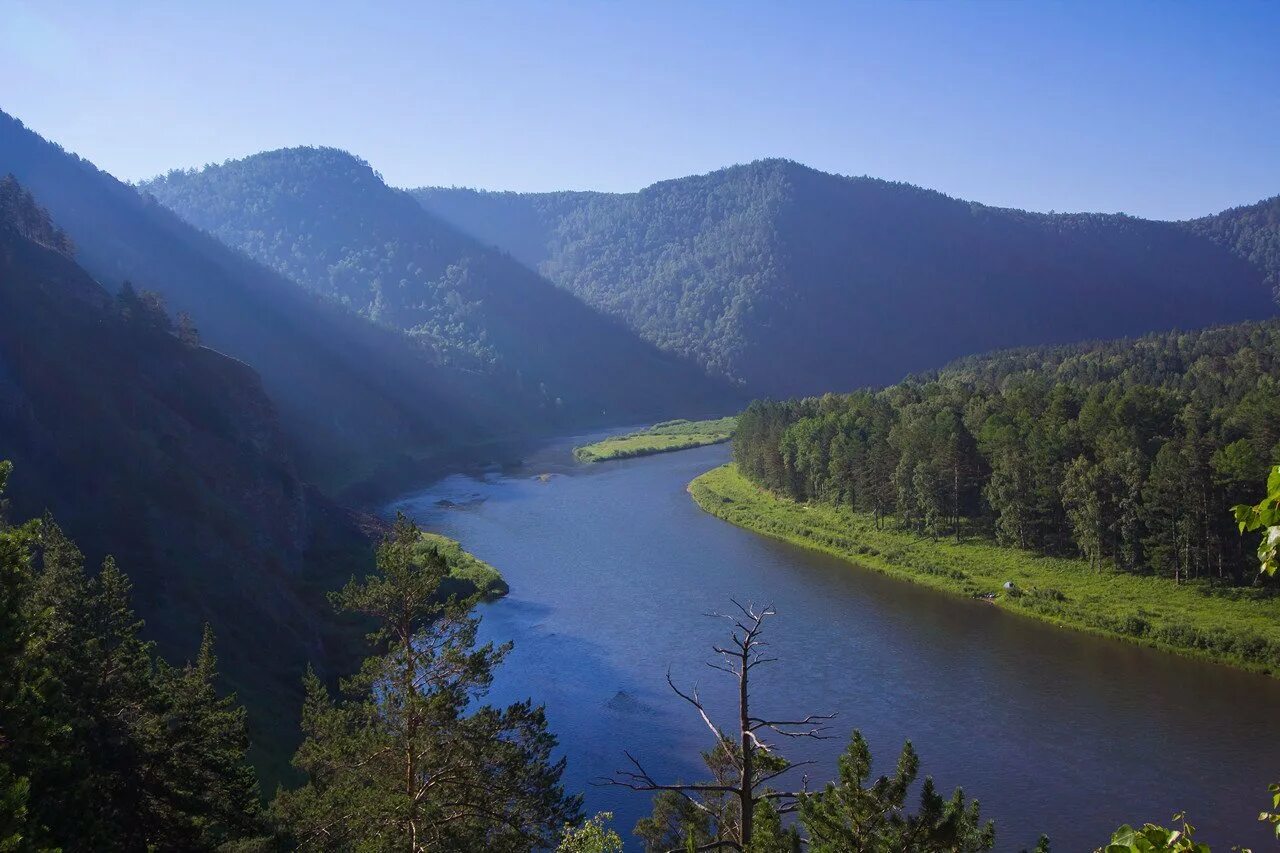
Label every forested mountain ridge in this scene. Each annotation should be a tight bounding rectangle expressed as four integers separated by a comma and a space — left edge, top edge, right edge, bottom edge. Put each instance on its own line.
414, 159, 1277, 395
140, 147, 738, 424
0, 110, 546, 493
0, 176, 366, 770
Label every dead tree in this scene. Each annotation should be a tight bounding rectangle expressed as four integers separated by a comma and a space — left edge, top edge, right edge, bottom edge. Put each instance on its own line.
600, 601, 835, 852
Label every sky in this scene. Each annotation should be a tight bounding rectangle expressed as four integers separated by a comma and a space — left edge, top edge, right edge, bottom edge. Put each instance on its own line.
2, 1, 1277, 220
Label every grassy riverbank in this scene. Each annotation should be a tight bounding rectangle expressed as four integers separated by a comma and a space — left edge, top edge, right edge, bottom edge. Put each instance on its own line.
574, 416, 737, 462
690, 464, 1280, 675
417, 532, 509, 599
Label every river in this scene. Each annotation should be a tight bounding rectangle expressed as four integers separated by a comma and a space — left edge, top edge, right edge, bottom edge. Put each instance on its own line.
390, 431, 1280, 850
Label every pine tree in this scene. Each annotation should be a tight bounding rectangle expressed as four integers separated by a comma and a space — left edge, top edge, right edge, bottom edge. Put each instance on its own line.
149, 625, 266, 849
0, 467, 265, 851
274, 514, 580, 851
798, 732, 995, 852
0, 462, 50, 852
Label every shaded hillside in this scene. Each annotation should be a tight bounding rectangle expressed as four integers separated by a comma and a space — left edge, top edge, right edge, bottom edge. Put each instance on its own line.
0, 113, 729, 496
0, 176, 367, 772
1185, 195, 1280, 291
140, 148, 738, 429
414, 160, 1276, 396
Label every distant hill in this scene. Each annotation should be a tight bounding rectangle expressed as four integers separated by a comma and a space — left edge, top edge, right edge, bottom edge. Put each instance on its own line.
414, 160, 1277, 396
140, 147, 738, 435
0, 176, 365, 773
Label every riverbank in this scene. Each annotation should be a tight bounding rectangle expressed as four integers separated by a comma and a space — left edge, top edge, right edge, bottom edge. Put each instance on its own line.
690, 464, 1280, 676
573, 417, 737, 462
418, 532, 509, 599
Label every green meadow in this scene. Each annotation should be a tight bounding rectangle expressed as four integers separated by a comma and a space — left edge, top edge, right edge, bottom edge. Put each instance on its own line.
690, 464, 1280, 676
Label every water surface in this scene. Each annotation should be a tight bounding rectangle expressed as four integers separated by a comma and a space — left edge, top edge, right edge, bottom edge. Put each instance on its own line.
391, 433, 1280, 850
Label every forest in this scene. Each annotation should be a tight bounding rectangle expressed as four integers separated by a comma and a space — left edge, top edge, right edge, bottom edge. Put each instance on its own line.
415, 161, 1277, 396
140, 148, 736, 429
733, 320, 1280, 587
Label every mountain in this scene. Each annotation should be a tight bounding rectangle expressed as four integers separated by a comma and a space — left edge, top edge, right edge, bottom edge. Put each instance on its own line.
0, 110, 535, 493
0, 176, 366, 772
139, 147, 738, 432
413, 159, 1277, 396
1, 114, 732, 497
1184, 194, 1280, 291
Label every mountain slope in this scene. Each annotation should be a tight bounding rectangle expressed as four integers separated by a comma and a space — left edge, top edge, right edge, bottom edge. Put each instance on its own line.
140, 148, 738, 428
0, 176, 366, 772
414, 160, 1276, 396
1185, 195, 1280, 291
1, 113, 733, 497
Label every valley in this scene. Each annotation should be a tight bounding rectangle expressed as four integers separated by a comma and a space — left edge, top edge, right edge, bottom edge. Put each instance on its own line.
391, 435, 1280, 850
3, 36, 1280, 846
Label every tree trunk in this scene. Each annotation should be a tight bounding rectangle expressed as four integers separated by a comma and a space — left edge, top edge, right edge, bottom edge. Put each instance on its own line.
739, 663, 753, 848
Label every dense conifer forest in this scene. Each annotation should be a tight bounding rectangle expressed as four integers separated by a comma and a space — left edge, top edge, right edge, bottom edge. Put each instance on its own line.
732, 321, 1280, 586
139, 148, 737, 427
416, 161, 1276, 395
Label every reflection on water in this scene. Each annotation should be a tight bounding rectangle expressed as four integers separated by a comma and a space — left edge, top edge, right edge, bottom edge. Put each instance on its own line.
391, 433, 1280, 850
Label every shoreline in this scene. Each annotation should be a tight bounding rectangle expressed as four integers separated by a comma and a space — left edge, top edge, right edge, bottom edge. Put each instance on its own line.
573, 416, 738, 463
689, 463, 1280, 677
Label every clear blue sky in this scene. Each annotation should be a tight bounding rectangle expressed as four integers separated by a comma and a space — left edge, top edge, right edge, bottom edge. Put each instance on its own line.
3, 0, 1277, 219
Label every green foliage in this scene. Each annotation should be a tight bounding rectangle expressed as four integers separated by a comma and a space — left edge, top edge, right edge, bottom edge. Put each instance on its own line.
415, 162, 1273, 395
1096, 813, 1209, 853
417, 531, 509, 599
799, 732, 995, 852
0, 469, 266, 851
1232, 465, 1280, 576
634, 790, 715, 853
733, 322, 1280, 589
0, 171, 383, 784
1261, 782, 1280, 841
0, 173, 72, 254
273, 514, 580, 851
691, 465, 1280, 674
747, 798, 801, 853
557, 812, 624, 853
1186, 195, 1280, 291
574, 417, 738, 462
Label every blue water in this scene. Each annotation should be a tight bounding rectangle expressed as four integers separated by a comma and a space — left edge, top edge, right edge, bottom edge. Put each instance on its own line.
390, 432, 1280, 851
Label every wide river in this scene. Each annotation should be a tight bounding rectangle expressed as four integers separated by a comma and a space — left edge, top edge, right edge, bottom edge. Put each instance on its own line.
391, 431, 1280, 850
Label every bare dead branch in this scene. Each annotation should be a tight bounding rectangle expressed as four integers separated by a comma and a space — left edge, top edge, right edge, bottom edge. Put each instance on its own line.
667, 670, 726, 743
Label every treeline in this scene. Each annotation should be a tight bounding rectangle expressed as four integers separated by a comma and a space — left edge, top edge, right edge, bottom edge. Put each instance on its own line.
0, 175, 73, 255
415, 160, 1276, 397
734, 321, 1280, 585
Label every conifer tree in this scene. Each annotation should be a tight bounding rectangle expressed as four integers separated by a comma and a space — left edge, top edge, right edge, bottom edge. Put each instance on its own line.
274, 514, 580, 851
0, 466, 265, 851
798, 732, 995, 852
